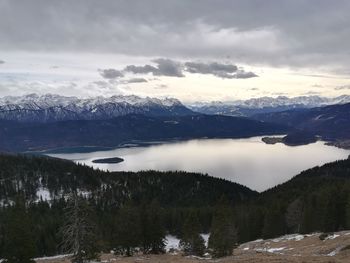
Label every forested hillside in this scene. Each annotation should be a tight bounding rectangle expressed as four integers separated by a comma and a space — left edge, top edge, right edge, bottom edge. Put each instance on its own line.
1, 154, 350, 259
0, 154, 254, 258
235, 156, 350, 242
254, 103, 350, 143
0, 114, 288, 152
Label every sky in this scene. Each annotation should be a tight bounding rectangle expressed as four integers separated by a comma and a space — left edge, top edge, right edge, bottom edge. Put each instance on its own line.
0, 0, 350, 102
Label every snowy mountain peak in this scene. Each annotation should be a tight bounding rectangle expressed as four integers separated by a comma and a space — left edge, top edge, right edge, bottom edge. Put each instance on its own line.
187, 95, 350, 117
0, 94, 193, 122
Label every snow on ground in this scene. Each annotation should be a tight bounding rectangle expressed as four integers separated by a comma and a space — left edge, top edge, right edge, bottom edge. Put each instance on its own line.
36, 187, 52, 201
200, 233, 210, 247
325, 234, 340, 240
34, 254, 71, 261
272, 234, 304, 242
327, 246, 344, 257
165, 235, 180, 252
255, 247, 286, 254
77, 189, 91, 198
165, 233, 210, 252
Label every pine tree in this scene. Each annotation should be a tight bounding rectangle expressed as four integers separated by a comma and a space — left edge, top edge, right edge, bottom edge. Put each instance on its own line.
285, 198, 303, 233
3, 196, 36, 263
346, 194, 350, 229
114, 205, 141, 256
179, 211, 205, 256
262, 205, 286, 239
140, 200, 166, 254
209, 198, 237, 258
60, 193, 99, 263
323, 191, 339, 232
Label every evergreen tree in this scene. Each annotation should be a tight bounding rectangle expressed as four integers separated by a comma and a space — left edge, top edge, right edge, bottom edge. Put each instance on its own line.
208, 198, 237, 258
262, 204, 286, 239
179, 211, 205, 256
60, 193, 99, 263
3, 196, 36, 263
285, 198, 303, 233
346, 194, 350, 229
140, 200, 166, 254
323, 190, 339, 232
114, 205, 141, 256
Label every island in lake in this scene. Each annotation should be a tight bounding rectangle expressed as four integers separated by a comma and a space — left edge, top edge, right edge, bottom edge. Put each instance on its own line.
92, 157, 124, 164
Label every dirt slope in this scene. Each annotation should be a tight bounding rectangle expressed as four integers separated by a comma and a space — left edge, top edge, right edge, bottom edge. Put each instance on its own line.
36, 231, 350, 263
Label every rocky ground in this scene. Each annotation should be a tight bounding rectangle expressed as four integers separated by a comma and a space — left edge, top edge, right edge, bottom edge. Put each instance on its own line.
36, 231, 350, 263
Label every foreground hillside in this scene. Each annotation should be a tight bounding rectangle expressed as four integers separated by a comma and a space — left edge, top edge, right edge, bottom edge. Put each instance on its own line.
35, 231, 350, 263
1, 154, 350, 260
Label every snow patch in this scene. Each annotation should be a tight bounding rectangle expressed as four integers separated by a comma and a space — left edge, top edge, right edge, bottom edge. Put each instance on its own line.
36, 187, 51, 201
272, 234, 304, 242
34, 254, 71, 261
327, 246, 343, 257
325, 234, 340, 240
165, 235, 180, 252
200, 233, 210, 247
165, 233, 209, 252
255, 247, 286, 254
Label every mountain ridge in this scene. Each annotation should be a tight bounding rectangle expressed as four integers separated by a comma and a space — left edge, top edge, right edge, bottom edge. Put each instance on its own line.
0, 93, 194, 122
188, 95, 350, 117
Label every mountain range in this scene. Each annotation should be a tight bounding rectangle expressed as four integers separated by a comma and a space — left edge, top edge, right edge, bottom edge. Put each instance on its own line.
2, 94, 350, 122
0, 93, 194, 122
188, 95, 350, 117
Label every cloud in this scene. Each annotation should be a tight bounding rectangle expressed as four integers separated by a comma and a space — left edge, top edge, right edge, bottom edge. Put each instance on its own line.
0, 60, 5, 64
231, 70, 258, 79
120, 59, 256, 79
125, 78, 147, 83
304, 91, 321, 95
1, 1, 350, 71
335, 85, 350, 90
184, 61, 257, 79
99, 69, 124, 79
185, 62, 237, 74
124, 58, 184, 77
124, 65, 158, 75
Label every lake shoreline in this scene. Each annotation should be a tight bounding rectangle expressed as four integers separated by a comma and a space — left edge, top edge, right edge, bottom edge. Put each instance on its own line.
45, 137, 350, 192
26, 134, 288, 155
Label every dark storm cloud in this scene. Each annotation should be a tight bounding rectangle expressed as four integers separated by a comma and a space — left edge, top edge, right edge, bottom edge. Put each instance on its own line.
99, 69, 124, 79
1, 0, 350, 70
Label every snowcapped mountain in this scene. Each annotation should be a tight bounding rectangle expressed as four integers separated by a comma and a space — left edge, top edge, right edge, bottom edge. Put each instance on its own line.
0, 94, 194, 122
188, 95, 350, 116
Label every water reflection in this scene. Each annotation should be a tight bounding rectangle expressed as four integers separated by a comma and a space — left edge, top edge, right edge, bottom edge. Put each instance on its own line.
48, 137, 350, 192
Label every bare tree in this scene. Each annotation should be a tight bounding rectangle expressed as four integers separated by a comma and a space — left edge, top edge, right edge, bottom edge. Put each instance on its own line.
285, 198, 304, 233
60, 193, 99, 263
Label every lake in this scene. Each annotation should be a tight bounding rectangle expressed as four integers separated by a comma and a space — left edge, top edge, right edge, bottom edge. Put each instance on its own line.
48, 137, 350, 192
